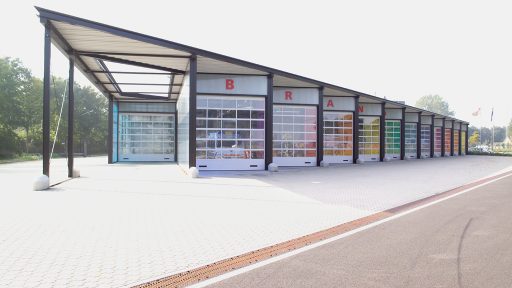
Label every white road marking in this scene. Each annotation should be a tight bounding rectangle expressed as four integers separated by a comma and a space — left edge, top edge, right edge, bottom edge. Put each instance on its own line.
189, 172, 512, 288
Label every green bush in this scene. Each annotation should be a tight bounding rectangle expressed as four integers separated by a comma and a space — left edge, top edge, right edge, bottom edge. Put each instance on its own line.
0, 126, 21, 158
468, 151, 512, 157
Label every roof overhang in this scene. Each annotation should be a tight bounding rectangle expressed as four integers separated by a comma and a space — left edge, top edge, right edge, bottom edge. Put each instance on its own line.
35, 6, 469, 124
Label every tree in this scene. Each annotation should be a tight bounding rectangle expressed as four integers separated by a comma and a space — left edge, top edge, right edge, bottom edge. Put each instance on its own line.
73, 83, 107, 155
43, 77, 108, 156
415, 95, 455, 116
468, 126, 478, 140
508, 119, 512, 141
0, 57, 34, 157
0, 57, 33, 129
0, 56, 108, 158
480, 127, 492, 144
493, 126, 506, 143
18, 77, 42, 152
469, 130, 479, 146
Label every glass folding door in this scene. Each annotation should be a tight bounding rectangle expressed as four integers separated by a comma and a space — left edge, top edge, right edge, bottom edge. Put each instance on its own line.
119, 113, 175, 161
434, 127, 442, 157
358, 117, 380, 162
404, 123, 417, 159
453, 130, 459, 156
385, 120, 401, 160
420, 125, 431, 158
445, 128, 452, 156
324, 112, 353, 164
273, 105, 317, 166
196, 96, 265, 170
461, 131, 466, 155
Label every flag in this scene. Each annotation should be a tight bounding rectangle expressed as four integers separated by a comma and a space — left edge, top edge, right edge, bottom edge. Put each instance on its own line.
491, 107, 494, 122
472, 107, 481, 116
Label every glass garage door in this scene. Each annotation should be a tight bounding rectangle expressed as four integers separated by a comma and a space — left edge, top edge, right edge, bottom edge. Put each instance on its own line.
445, 128, 452, 155
461, 131, 466, 155
118, 113, 175, 161
421, 125, 431, 158
273, 105, 317, 166
195, 96, 265, 170
385, 120, 401, 160
358, 117, 380, 162
323, 112, 353, 164
434, 127, 442, 157
405, 123, 417, 159
453, 130, 459, 156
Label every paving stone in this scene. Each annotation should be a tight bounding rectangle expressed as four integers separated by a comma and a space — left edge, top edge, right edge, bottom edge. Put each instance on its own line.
0, 156, 511, 288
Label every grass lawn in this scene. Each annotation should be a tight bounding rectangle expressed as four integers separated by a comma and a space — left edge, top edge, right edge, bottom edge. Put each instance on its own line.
0, 154, 42, 164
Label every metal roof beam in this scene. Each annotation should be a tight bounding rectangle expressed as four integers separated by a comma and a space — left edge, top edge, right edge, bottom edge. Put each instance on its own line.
119, 92, 174, 100
108, 91, 176, 94
168, 74, 175, 100
83, 53, 185, 74
97, 59, 121, 93
99, 82, 181, 86
76, 51, 191, 58
90, 70, 172, 75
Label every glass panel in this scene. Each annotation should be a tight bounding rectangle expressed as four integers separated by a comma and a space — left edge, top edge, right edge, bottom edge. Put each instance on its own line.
118, 113, 175, 159
405, 123, 417, 156
273, 105, 317, 158
358, 117, 380, 157
461, 131, 466, 154
454, 130, 460, 154
385, 120, 400, 155
323, 112, 353, 157
445, 128, 452, 153
421, 125, 431, 155
434, 127, 442, 154
196, 96, 265, 160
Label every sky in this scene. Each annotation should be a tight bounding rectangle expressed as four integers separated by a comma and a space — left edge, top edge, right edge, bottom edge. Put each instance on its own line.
2, 0, 511, 127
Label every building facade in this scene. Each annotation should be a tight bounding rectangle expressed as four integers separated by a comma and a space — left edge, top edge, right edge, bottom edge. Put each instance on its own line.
36, 7, 469, 176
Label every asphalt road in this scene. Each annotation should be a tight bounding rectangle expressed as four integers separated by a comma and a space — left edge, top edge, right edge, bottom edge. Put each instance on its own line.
209, 174, 512, 288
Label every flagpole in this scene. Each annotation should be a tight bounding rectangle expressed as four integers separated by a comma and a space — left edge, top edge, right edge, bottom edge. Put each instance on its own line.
479, 109, 482, 146
491, 107, 494, 152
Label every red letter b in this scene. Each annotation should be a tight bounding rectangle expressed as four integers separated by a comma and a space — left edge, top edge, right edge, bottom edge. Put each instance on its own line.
226, 79, 234, 90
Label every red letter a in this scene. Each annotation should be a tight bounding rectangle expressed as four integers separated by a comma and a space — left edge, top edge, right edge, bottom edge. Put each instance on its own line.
327, 99, 334, 107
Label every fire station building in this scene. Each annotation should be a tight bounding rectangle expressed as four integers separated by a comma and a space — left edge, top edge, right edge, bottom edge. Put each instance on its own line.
36, 7, 469, 176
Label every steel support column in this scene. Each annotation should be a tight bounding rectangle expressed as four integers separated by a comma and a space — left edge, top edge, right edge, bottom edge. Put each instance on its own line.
189, 55, 197, 168
465, 125, 469, 155
265, 74, 274, 169
450, 120, 455, 156
317, 87, 324, 166
441, 118, 446, 157
430, 115, 435, 158
400, 108, 406, 160
67, 56, 75, 177
353, 96, 360, 163
107, 95, 113, 164
458, 123, 462, 156
42, 21, 52, 177
417, 112, 422, 159
379, 103, 385, 161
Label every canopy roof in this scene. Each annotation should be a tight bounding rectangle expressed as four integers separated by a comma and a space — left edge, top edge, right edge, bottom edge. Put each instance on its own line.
36, 6, 468, 124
